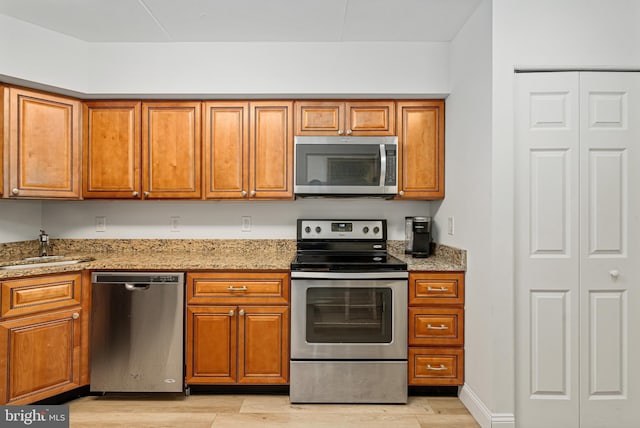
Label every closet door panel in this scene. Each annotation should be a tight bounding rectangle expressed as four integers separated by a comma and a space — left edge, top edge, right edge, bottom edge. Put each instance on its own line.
579, 72, 640, 428
515, 72, 581, 428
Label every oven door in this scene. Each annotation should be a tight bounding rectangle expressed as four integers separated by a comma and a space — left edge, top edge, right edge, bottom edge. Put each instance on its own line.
291, 272, 407, 360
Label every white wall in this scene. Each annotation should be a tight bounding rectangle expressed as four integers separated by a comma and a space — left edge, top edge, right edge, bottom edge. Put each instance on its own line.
41, 199, 431, 241
0, 14, 451, 97
0, 200, 43, 242
86, 42, 450, 97
490, 0, 640, 426
436, 0, 496, 425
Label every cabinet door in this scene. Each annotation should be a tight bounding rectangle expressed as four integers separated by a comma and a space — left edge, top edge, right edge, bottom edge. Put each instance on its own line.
1, 86, 5, 197
83, 101, 141, 199
238, 306, 289, 384
142, 101, 202, 199
203, 101, 249, 199
345, 101, 395, 136
186, 306, 237, 384
294, 101, 344, 135
250, 101, 293, 199
0, 308, 82, 404
396, 100, 445, 200
7, 87, 81, 199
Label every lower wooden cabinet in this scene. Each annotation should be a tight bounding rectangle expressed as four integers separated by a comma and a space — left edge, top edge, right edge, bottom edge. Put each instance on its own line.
408, 271, 465, 386
0, 272, 89, 404
186, 272, 290, 385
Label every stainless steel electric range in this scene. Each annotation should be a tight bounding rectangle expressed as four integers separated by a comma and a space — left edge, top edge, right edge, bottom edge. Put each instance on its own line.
289, 219, 408, 404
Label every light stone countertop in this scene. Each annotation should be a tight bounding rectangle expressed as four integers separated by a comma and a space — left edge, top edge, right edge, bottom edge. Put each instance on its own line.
0, 239, 466, 280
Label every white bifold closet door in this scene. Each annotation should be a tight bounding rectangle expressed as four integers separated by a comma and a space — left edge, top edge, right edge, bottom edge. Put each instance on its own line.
515, 71, 640, 428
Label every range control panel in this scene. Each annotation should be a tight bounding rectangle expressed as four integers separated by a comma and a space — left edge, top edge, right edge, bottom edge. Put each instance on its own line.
297, 219, 386, 240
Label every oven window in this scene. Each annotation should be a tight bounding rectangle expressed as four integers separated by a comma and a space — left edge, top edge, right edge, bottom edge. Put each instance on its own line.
306, 287, 392, 343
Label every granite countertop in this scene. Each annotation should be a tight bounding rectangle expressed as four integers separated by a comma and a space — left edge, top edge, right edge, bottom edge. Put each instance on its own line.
0, 239, 466, 280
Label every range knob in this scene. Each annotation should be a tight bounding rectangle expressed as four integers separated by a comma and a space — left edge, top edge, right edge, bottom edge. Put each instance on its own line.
304, 226, 311, 234
362, 226, 370, 234
315, 226, 322, 233
373, 226, 380, 234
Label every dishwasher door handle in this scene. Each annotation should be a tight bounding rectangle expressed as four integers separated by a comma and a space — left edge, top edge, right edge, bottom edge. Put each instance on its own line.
125, 283, 151, 291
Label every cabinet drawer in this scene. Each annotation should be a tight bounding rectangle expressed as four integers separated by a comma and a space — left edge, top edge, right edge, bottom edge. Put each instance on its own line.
1, 273, 82, 318
187, 272, 289, 305
409, 347, 464, 386
409, 308, 464, 346
409, 272, 464, 305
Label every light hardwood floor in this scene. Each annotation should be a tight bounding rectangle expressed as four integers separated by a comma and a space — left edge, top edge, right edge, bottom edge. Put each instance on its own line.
68, 394, 480, 428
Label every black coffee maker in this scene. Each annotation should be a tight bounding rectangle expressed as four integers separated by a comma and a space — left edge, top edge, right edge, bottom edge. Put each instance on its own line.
405, 216, 433, 258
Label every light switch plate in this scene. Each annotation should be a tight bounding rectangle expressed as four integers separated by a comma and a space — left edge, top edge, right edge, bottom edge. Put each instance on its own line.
448, 216, 455, 236
170, 216, 180, 232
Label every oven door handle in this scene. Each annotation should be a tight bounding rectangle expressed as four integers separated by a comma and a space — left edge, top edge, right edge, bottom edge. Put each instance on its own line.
291, 271, 408, 280
379, 144, 387, 187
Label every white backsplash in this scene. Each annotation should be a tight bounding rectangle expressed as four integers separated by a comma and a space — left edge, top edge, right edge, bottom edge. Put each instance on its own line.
26, 199, 435, 242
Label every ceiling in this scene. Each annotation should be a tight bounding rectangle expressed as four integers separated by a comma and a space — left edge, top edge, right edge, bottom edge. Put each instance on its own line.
0, 0, 481, 43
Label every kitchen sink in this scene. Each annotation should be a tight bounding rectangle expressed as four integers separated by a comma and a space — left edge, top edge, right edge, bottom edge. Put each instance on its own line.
0, 256, 95, 270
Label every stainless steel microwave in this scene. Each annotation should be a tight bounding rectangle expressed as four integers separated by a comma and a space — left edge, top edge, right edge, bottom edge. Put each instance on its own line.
294, 136, 398, 197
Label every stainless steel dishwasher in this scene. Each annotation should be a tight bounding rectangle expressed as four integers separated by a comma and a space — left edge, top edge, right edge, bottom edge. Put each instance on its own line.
90, 272, 185, 393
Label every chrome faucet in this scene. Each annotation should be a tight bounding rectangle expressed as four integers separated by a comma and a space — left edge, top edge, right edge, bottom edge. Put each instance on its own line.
39, 229, 50, 257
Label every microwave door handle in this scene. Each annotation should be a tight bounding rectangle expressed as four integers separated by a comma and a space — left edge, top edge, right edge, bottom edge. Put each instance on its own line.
379, 144, 387, 186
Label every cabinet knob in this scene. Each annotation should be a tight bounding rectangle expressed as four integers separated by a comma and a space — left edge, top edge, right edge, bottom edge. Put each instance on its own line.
132, 191, 139, 197
346, 129, 352, 135
239, 309, 245, 316
337, 129, 344, 135
143, 191, 150, 197
241, 190, 247, 197
72, 312, 80, 320
228, 310, 234, 316
398, 190, 405, 196
250, 190, 256, 197
610, 270, 620, 279
12, 188, 19, 196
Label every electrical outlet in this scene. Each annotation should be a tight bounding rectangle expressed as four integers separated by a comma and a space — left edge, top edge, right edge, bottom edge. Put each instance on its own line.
170, 216, 180, 232
448, 216, 455, 236
241, 216, 251, 232
95, 216, 106, 232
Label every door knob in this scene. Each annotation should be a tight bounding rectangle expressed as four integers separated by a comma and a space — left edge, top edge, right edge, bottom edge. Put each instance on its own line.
12, 188, 19, 196
72, 312, 80, 320
609, 270, 620, 279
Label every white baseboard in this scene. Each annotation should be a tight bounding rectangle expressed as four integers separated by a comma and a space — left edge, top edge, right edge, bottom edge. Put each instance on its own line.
459, 384, 515, 428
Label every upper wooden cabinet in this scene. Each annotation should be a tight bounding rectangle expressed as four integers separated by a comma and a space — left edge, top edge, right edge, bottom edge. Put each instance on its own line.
1, 85, 5, 198
396, 100, 445, 200
204, 101, 293, 199
83, 101, 142, 199
142, 101, 202, 199
5, 87, 81, 199
294, 100, 395, 136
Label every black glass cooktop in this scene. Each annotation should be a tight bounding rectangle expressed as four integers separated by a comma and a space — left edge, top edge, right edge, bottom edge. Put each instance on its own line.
291, 253, 407, 272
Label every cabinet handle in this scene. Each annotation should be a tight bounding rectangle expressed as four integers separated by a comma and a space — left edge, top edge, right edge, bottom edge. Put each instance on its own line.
346, 129, 352, 135
427, 286, 449, 292
398, 190, 404, 196
610, 270, 620, 279
239, 309, 245, 316
337, 129, 344, 135
132, 191, 139, 197
228, 310, 234, 316
12, 188, 19, 196
241, 190, 247, 197
227, 285, 248, 291
143, 191, 150, 197
427, 324, 448, 330
72, 312, 80, 320
250, 190, 256, 197
427, 364, 447, 371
